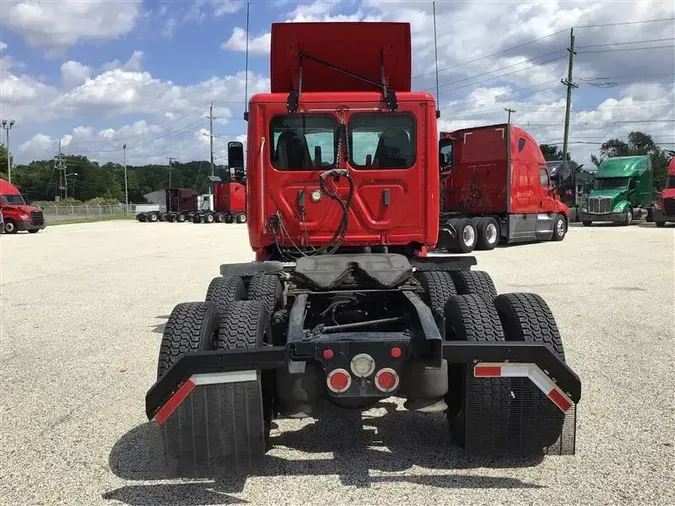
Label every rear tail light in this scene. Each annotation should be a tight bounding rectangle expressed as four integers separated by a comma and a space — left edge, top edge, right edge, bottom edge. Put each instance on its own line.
327, 368, 351, 393
374, 368, 399, 393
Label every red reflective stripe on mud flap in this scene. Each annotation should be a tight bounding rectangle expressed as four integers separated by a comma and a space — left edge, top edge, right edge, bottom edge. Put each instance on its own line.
547, 387, 573, 412
153, 378, 196, 424
474, 365, 502, 377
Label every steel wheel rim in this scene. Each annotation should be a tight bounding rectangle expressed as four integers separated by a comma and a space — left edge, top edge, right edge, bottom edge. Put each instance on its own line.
556, 218, 565, 236
463, 225, 475, 246
486, 223, 497, 243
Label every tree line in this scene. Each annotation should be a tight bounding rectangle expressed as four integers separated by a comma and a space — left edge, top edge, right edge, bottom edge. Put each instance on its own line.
1, 130, 672, 205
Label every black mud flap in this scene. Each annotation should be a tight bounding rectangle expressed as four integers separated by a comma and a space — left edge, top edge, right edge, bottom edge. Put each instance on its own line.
443, 342, 580, 456
152, 369, 267, 473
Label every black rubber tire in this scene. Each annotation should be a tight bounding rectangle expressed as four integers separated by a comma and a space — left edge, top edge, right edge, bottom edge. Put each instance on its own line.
224, 213, 233, 224
450, 270, 497, 299
167, 213, 176, 222
551, 213, 567, 241
444, 294, 511, 454
148, 212, 159, 223
582, 221, 592, 227
193, 213, 201, 224
414, 270, 457, 318
247, 273, 283, 317
215, 300, 273, 460
205, 275, 247, 314
3, 219, 17, 234
237, 212, 248, 224
177, 213, 186, 223
28, 229, 39, 234
159, 212, 167, 222
205, 213, 215, 224
156, 302, 220, 379
215, 212, 225, 223
450, 218, 477, 253
138, 213, 147, 223
655, 220, 666, 227
493, 292, 566, 451
475, 217, 499, 250
623, 207, 633, 226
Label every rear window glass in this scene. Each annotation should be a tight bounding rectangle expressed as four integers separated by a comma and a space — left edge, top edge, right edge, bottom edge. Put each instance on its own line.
270, 114, 337, 171
348, 113, 416, 169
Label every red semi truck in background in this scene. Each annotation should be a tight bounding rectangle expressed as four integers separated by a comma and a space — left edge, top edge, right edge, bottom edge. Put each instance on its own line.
137, 144, 247, 224
652, 156, 675, 227
438, 124, 569, 252
0, 178, 46, 234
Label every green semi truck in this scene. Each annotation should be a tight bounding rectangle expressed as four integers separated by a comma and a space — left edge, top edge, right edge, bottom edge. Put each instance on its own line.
578, 155, 653, 226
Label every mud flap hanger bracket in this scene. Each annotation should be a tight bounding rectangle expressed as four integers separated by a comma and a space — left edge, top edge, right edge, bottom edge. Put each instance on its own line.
286, 50, 398, 113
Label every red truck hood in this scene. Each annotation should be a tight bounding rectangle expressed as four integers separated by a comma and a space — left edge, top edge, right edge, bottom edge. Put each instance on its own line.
3, 204, 39, 214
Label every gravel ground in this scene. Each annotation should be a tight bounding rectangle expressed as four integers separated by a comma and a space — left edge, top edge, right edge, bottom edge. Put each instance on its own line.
1, 220, 673, 506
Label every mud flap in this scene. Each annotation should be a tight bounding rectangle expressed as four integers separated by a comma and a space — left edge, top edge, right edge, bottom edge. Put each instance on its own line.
153, 370, 266, 472
464, 362, 577, 456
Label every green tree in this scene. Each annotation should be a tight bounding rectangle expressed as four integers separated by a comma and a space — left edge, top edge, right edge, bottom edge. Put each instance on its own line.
539, 144, 569, 161
590, 131, 671, 192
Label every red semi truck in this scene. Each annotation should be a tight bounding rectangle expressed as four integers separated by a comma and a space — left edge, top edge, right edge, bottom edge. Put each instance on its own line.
652, 157, 675, 227
0, 178, 46, 234
438, 124, 570, 252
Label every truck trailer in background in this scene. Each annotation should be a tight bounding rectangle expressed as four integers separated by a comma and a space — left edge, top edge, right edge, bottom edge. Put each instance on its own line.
437, 124, 570, 252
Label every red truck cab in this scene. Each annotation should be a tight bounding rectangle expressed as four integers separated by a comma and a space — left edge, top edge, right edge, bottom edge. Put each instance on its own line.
0, 178, 46, 234
653, 157, 675, 227
439, 124, 569, 249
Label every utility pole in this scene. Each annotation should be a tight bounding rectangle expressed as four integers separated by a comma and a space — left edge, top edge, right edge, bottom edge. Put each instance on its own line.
123, 144, 128, 214
561, 28, 578, 200
167, 157, 175, 188
504, 107, 516, 125
2, 119, 15, 183
54, 141, 67, 201
205, 102, 216, 195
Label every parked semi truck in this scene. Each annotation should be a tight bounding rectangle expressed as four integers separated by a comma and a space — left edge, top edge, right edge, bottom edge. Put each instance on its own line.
0, 178, 46, 234
137, 149, 247, 224
652, 156, 675, 227
438, 124, 570, 252
145, 21, 581, 467
578, 155, 653, 226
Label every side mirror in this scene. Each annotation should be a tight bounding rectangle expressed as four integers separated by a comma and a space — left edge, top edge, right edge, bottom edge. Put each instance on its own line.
228, 141, 245, 172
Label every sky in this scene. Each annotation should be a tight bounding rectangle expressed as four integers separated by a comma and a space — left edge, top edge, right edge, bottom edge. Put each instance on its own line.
0, 0, 674, 168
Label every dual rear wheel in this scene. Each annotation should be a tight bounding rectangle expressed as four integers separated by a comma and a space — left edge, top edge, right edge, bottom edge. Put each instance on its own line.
157, 272, 282, 466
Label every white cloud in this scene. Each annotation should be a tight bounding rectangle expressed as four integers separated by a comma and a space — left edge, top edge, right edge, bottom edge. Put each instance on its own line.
221, 27, 272, 55
101, 51, 144, 73
0, 41, 7, 52
61, 61, 91, 89
0, 0, 142, 56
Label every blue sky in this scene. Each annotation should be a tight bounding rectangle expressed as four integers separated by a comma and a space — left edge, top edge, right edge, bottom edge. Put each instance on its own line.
1, 0, 673, 166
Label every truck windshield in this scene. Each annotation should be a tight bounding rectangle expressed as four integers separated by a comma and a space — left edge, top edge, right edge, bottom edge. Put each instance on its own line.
270, 114, 337, 170
594, 177, 630, 190
1, 194, 26, 205
666, 175, 675, 189
348, 113, 415, 169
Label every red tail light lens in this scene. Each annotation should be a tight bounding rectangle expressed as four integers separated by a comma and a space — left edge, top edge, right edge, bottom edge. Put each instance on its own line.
327, 368, 351, 393
374, 368, 399, 393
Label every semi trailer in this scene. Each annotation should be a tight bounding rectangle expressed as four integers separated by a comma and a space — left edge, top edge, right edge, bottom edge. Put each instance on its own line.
438, 125, 570, 252
145, 21, 581, 469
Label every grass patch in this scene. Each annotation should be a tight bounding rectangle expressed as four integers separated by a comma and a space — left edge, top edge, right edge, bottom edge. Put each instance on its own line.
46, 214, 136, 226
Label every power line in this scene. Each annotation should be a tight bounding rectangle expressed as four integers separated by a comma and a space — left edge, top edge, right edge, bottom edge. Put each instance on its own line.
576, 37, 675, 49
579, 45, 674, 54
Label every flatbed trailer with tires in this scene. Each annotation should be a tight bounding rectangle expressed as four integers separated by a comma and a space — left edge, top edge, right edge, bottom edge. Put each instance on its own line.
438, 124, 570, 253
143, 21, 581, 471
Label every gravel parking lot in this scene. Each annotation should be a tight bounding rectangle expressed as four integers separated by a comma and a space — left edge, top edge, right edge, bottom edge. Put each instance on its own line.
1, 220, 673, 506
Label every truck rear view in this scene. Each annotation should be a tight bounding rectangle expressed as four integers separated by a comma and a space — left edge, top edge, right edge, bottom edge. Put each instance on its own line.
144, 21, 581, 471
652, 157, 675, 227
439, 124, 569, 251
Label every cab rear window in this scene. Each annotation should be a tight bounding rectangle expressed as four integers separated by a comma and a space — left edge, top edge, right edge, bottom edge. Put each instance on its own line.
348, 113, 416, 169
269, 114, 337, 171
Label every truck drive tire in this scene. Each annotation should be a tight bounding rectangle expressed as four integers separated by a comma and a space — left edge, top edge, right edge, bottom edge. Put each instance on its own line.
177, 213, 186, 223
414, 270, 457, 320
551, 213, 567, 241
156, 302, 220, 461
655, 220, 666, 227
449, 218, 477, 253
247, 273, 283, 318
475, 217, 499, 250
214, 300, 274, 462
493, 292, 566, 451
444, 294, 511, 454
205, 275, 247, 314
450, 270, 497, 299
